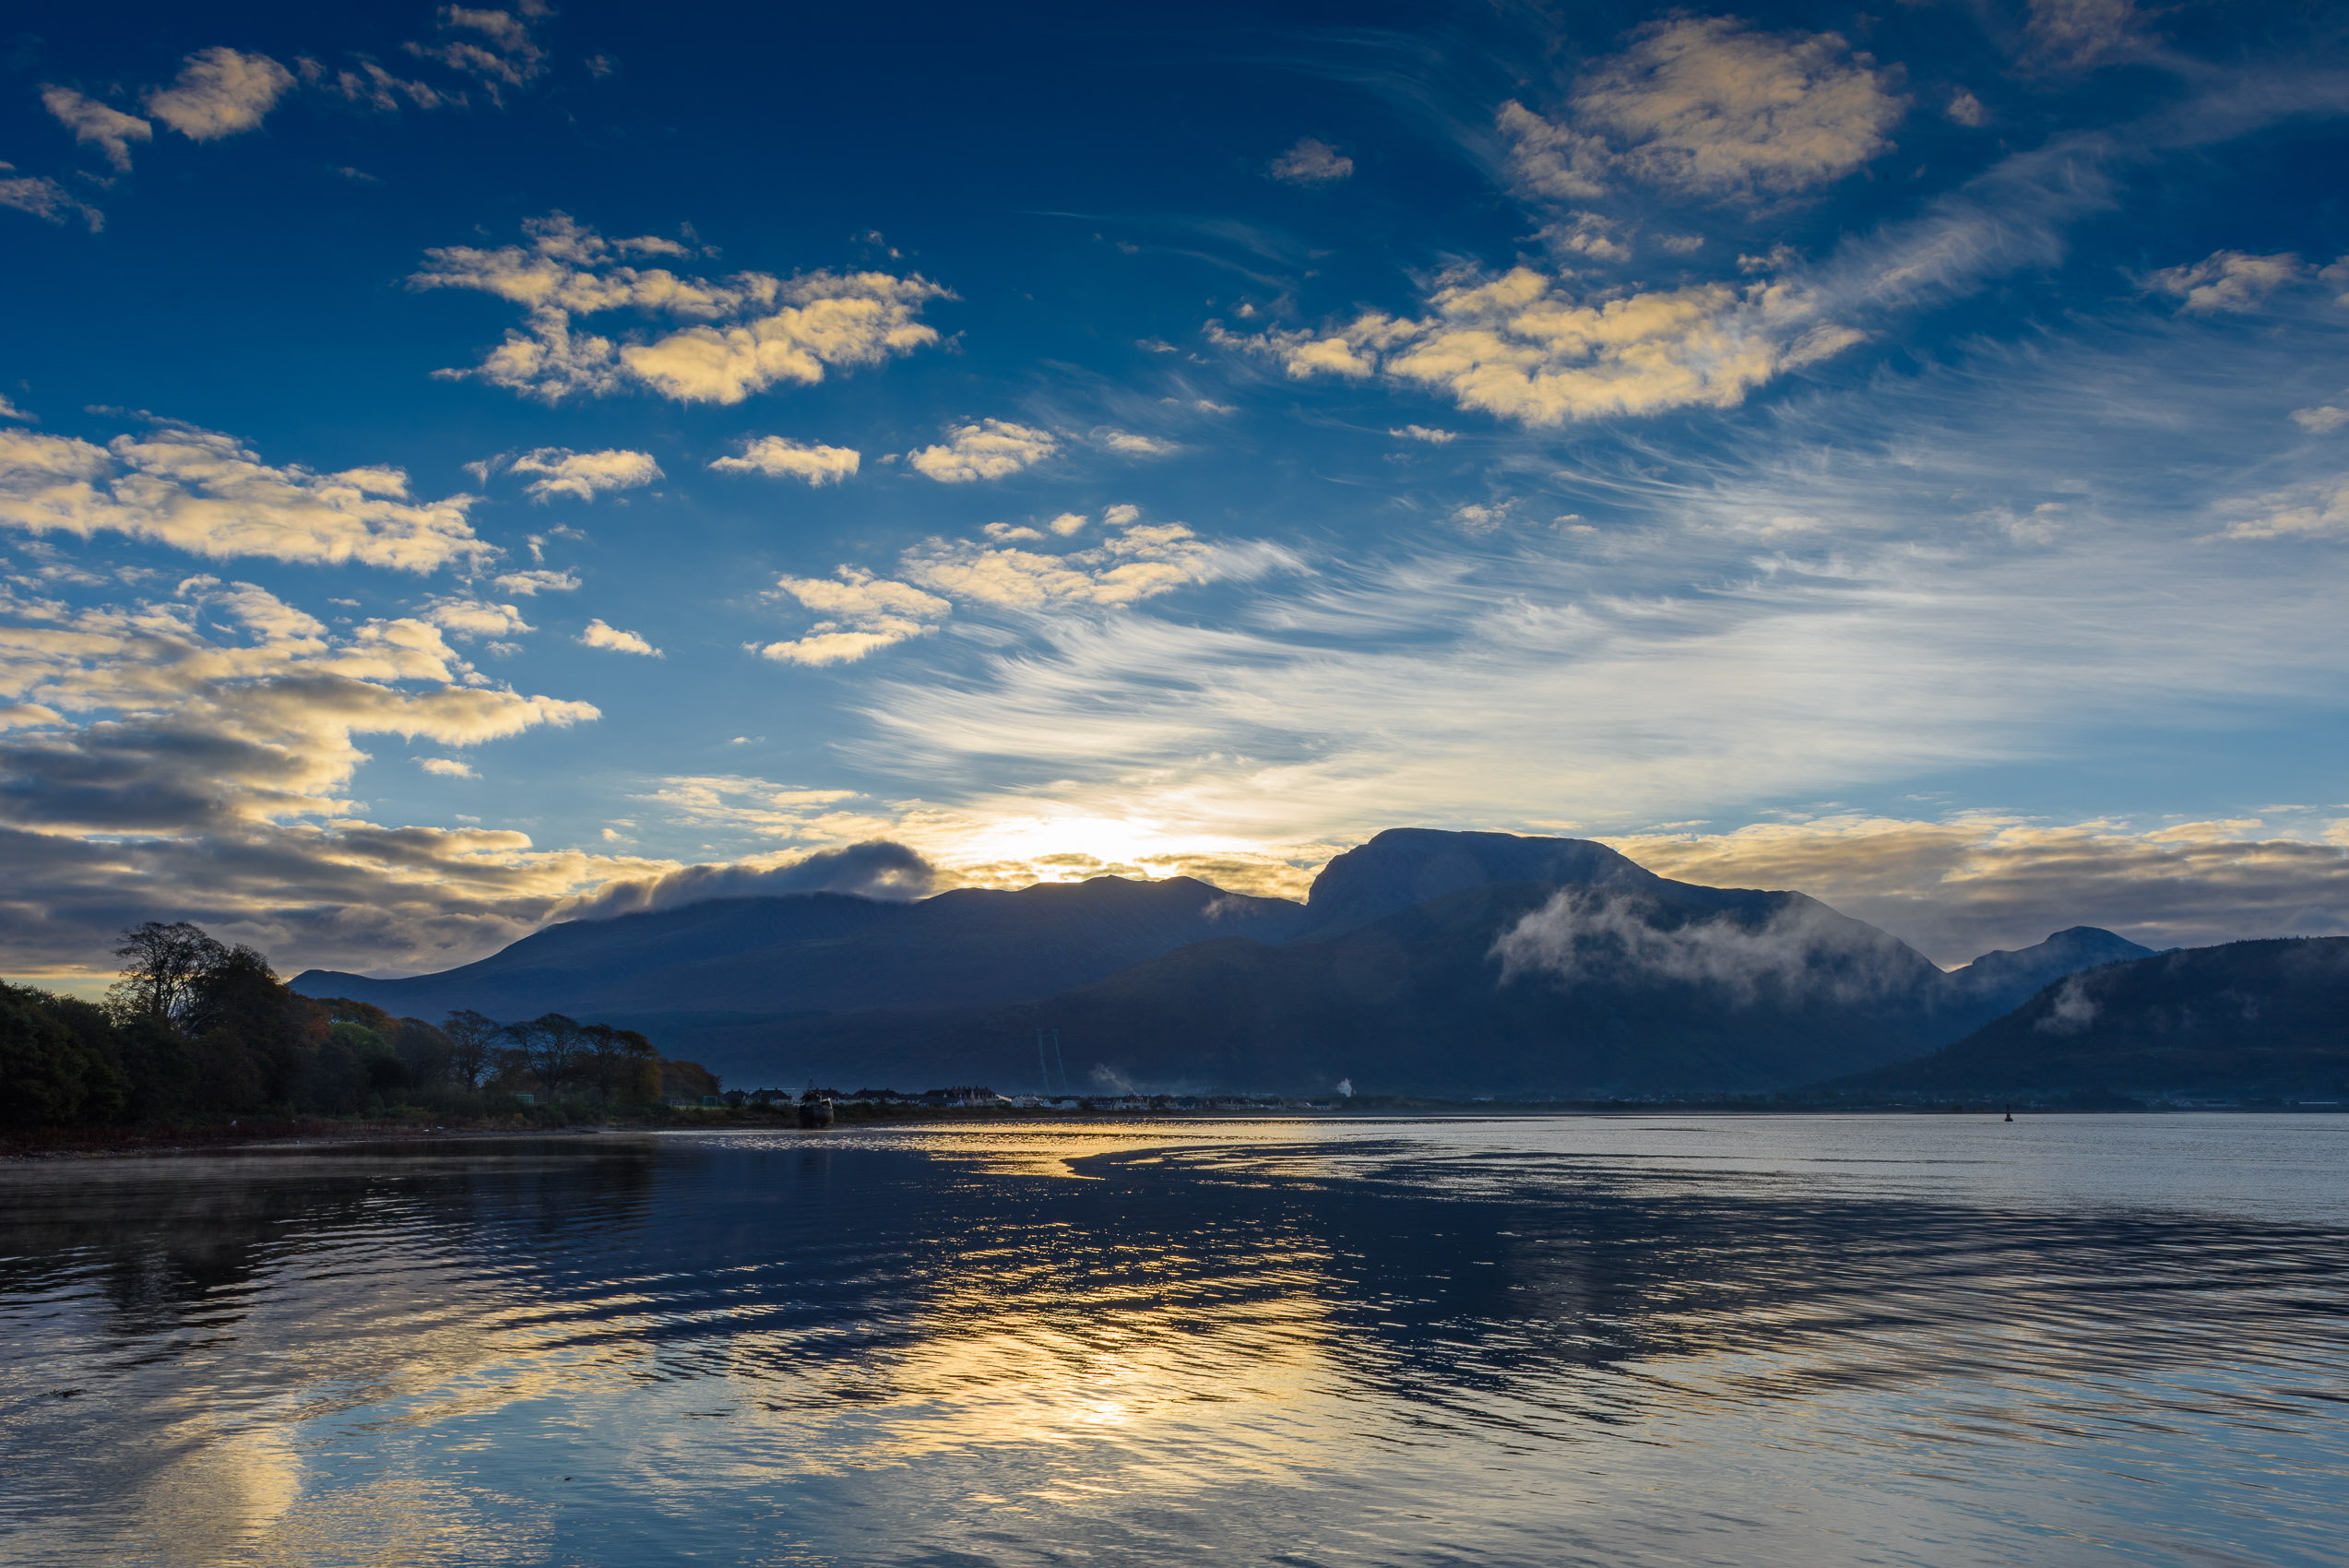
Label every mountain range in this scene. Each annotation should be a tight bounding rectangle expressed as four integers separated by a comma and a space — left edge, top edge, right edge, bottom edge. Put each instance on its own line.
297, 828, 2190, 1097
1832, 937, 2349, 1101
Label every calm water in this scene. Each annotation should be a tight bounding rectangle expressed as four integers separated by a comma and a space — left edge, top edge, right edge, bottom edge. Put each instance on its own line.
2, 1115, 2345, 1566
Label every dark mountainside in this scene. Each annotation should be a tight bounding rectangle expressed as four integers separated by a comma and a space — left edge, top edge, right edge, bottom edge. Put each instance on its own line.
294, 875, 1303, 1028
1826, 938, 2349, 1099
297, 828, 2166, 1097
737, 878, 1958, 1097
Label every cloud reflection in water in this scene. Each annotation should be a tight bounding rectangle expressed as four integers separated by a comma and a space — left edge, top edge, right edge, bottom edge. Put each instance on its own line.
1, 1118, 2344, 1565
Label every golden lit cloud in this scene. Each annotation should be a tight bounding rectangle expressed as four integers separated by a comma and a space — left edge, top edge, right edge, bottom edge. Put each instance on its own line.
0, 422, 492, 572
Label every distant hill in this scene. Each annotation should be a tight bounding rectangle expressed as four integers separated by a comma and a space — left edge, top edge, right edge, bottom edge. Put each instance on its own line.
1938, 925, 2154, 1011
294, 875, 1301, 1025
1824, 938, 2349, 1100
296, 827, 2157, 1097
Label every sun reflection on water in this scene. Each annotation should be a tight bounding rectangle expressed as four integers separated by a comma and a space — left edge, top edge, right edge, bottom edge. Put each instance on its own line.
2, 1118, 2346, 1566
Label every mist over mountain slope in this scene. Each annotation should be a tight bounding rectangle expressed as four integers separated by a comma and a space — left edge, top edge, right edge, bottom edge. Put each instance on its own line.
294, 828, 2156, 1096
1828, 939, 2349, 1099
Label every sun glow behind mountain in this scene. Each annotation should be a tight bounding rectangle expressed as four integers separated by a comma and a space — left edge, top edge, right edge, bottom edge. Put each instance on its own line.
3, 0, 2348, 986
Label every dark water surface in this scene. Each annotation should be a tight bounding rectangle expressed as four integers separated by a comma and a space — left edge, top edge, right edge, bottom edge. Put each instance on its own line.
2, 1115, 2345, 1566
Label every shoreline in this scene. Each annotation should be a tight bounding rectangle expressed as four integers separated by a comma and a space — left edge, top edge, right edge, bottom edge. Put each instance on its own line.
8, 1099, 2341, 1162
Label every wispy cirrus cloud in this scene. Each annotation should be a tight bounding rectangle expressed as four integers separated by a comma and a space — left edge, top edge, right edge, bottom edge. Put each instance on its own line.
39, 87, 151, 171
411, 213, 953, 404
316, 58, 457, 113
0, 164, 102, 232
404, 4, 548, 100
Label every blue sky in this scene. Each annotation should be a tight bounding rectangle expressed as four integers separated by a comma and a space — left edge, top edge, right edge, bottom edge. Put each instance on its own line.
6, 0, 2349, 980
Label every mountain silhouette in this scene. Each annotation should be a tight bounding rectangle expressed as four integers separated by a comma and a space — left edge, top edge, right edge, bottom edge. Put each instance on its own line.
298, 829, 2159, 1097
294, 874, 1301, 1026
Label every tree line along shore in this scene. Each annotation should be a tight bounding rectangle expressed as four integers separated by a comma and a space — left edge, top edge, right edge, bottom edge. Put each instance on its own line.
2, 921, 723, 1143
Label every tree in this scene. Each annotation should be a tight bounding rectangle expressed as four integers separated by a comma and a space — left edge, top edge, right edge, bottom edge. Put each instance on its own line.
443, 1010, 501, 1089
0, 982, 127, 1128
578, 1024, 660, 1105
108, 921, 230, 1028
504, 1014, 585, 1096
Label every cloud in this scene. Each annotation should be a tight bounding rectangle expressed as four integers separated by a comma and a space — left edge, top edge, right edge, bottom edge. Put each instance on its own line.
1450, 501, 1513, 533
708, 436, 860, 485
2035, 973, 2097, 1032
0, 816, 681, 979
1493, 885, 1919, 1004
405, 5, 547, 100
0, 166, 102, 232
1391, 424, 1457, 444
492, 568, 579, 595
2150, 251, 2303, 315
508, 446, 661, 502
0, 422, 492, 571
1267, 137, 1353, 184
0, 577, 595, 837
1500, 18, 1905, 204
416, 756, 477, 778
636, 774, 874, 837
421, 596, 532, 639
40, 88, 151, 171
144, 48, 294, 140
906, 419, 1059, 482
411, 213, 952, 404
2208, 479, 2349, 540
325, 60, 456, 113
1946, 89, 1987, 127
2023, 0, 2141, 68
578, 618, 661, 656
1606, 815, 2349, 965
1220, 265, 1863, 426
758, 566, 951, 666
760, 510, 1263, 671
1538, 211, 1632, 263
2291, 406, 2349, 434
902, 519, 1224, 610
564, 839, 940, 918
1094, 428, 1181, 457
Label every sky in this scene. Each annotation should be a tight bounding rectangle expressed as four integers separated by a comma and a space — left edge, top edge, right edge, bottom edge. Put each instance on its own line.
6, 0, 2349, 983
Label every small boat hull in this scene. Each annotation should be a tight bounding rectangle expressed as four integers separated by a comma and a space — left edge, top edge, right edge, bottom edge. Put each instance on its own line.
797, 1099, 835, 1129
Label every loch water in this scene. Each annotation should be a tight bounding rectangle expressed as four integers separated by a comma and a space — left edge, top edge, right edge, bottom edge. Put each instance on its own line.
2, 1114, 2345, 1566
